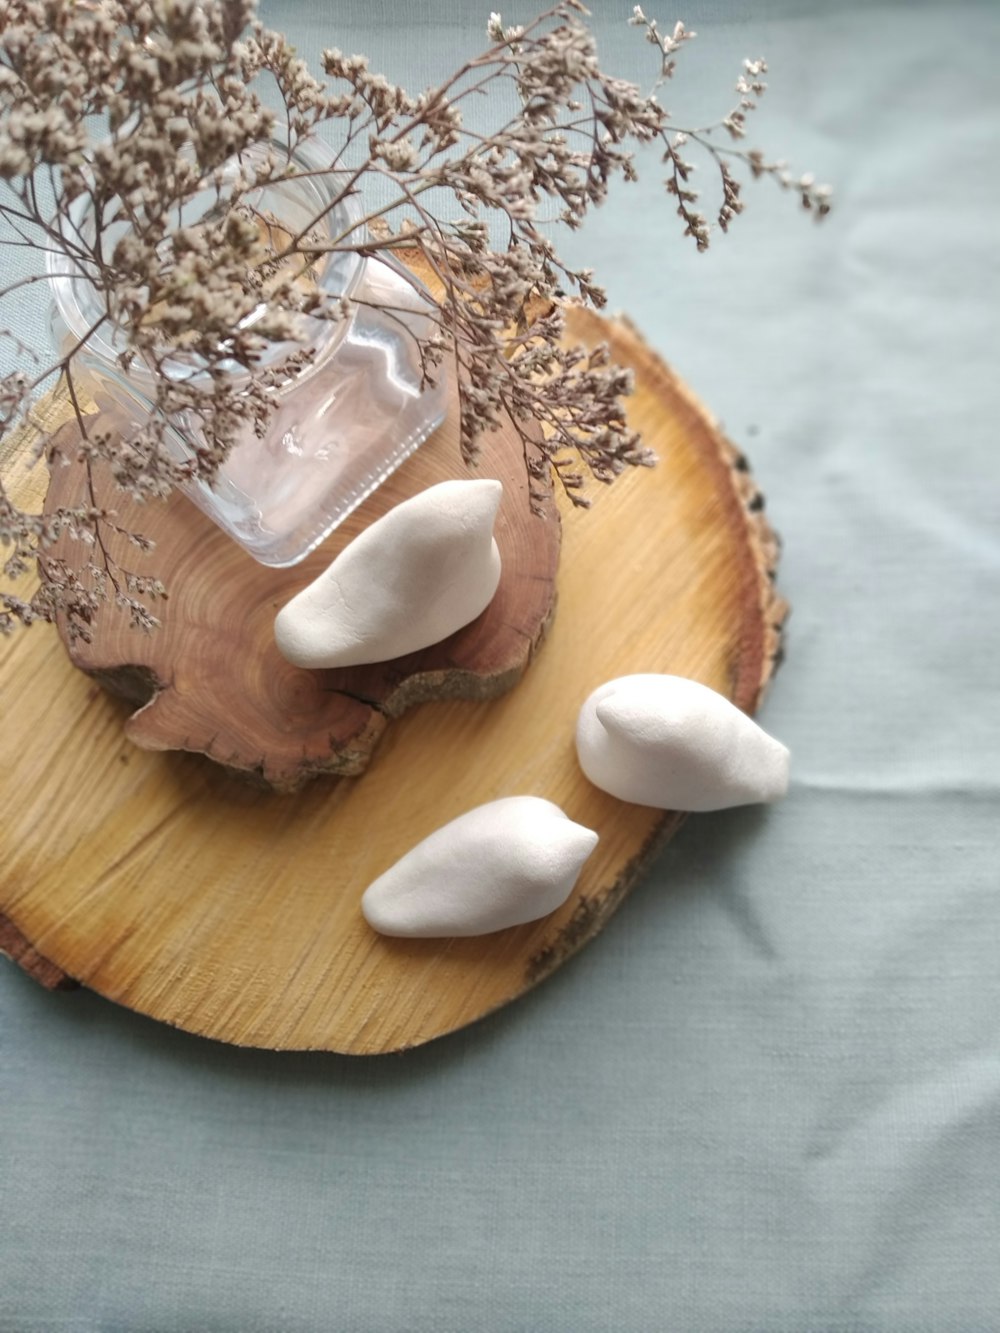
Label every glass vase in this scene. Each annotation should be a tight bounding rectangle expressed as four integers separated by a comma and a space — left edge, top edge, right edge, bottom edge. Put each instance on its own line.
47, 137, 447, 566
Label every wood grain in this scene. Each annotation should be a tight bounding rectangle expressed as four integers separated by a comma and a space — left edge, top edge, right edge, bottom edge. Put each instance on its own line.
0, 309, 787, 1052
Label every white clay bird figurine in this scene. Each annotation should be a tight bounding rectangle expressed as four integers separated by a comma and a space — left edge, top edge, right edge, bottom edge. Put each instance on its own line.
362, 796, 599, 937
576, 673, 790, 811
275, 478, 502, 669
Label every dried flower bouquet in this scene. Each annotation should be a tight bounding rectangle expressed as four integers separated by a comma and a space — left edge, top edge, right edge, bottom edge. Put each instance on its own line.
0, 0, 828, 639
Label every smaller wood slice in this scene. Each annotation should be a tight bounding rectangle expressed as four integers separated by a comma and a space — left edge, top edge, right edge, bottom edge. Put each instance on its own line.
41, 378, 561, 791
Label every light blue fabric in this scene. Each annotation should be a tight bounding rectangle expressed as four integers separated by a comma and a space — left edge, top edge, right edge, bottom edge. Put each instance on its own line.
3, 3, 1000, 1329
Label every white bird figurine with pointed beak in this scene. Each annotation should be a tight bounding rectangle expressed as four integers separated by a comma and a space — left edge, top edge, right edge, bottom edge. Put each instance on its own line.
362, 796, 599, 937
275, 478, 503, 669
576, 673, 790, 811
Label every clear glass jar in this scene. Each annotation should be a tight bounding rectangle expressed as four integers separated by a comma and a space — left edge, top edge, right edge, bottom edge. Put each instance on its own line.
47, 138, 447, 566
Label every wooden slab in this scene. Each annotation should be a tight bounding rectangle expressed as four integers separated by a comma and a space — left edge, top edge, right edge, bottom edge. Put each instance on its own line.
0, 309, 787, 1052
40, 373, 560, 791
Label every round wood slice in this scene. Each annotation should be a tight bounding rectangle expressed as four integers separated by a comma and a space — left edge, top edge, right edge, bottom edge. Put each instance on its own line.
39, 372, 561, 791
0, 309, 787, 1053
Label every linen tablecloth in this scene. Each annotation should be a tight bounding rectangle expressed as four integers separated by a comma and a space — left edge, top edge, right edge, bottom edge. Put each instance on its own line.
2, 2, 999, 1328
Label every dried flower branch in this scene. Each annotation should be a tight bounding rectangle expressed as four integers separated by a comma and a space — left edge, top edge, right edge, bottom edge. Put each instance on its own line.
0, 0, 829, 637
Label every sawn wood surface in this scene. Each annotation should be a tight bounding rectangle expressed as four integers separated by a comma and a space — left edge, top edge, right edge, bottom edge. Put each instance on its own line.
0, 308, 787, 1053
